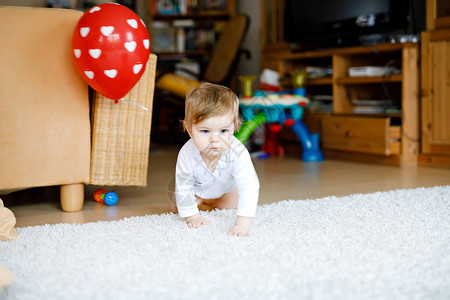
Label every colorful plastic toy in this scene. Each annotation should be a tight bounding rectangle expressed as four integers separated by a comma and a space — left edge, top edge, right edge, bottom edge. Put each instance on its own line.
103, 192, 119, 206
235, 90, 324, 162
238, 75, 256, 98
290, 70, 307, 97
94, 189, 119, 206
94, 188, 107, 203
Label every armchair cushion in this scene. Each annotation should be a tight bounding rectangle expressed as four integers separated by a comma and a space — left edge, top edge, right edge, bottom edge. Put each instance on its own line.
0, 7, 90, 190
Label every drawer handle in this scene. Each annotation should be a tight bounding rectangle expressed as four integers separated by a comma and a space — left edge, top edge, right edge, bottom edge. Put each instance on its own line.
345, 130, 354, 138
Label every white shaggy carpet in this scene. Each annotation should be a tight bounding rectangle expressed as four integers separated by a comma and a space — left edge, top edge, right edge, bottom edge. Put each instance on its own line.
1, 186, 449, 300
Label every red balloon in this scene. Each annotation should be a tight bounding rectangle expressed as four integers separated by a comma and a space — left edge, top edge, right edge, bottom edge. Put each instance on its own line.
72, 3, 150, 100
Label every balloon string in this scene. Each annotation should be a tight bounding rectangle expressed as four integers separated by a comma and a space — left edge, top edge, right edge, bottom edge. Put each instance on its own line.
118, 98, 151, 112
115, 104, 125, 189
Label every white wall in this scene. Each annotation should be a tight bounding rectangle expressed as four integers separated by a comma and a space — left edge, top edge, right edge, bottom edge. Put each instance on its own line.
236, 0, 261, 90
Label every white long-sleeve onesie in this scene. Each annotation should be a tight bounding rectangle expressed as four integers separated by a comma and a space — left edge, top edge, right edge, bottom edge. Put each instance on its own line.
175, 137, 260, 218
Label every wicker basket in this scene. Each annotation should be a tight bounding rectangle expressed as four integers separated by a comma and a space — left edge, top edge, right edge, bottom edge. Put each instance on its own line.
89, 54, 157, 187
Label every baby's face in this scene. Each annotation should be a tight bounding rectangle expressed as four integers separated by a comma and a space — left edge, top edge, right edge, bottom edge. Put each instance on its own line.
189, 113, 235, 157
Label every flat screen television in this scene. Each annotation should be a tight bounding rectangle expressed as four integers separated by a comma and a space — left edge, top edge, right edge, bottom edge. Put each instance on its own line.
284, 0, 425, 50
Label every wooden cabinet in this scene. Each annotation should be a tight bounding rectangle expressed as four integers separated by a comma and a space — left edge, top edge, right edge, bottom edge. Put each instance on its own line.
418, 0, 450, 167
426, 0, 450, 30
322, 116, 401, 156
274, 43, 420, 166
420, 29, 450, 167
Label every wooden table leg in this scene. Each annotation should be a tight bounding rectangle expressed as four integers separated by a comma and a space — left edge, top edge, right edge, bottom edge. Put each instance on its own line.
60, 183, 84, 212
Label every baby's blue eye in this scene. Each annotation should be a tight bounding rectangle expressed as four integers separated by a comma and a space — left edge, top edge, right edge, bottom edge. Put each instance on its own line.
200, 130, 209, 134
220, 129, 229, 134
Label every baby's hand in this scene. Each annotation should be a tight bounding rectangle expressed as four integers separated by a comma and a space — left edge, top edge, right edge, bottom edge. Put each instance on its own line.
227, 225, 250, 237
227, 216, 253, 237
185, 214, 211, 228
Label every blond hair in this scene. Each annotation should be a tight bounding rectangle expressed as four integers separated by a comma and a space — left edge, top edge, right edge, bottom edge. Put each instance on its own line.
183, 82, 241, 132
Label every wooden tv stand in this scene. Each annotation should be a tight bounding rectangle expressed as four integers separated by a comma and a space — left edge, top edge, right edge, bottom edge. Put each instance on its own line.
271, 43, 419, 166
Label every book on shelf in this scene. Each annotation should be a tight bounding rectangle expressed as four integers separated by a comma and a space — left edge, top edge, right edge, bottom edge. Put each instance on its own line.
350, 99, 398, 107
352, 107, 401, 114
184, 26, 217, 51
305, 66, 333, 79
150, 0, 194, 15
152, 19, 225, 53
151, 21, 176, 52
348, 66, 401, 77
174, 60, 201, 80
352, 106, 386, 114
151, 0, 230, 15
306, 95, 333, 113
351, 99, 401, 114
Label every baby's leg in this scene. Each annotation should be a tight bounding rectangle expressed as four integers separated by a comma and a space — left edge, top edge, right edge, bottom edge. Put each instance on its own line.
215, 187, 238, 210
196, 196, 215, 211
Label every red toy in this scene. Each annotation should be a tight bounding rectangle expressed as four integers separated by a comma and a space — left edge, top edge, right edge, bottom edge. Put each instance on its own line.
93, 188, 107, 203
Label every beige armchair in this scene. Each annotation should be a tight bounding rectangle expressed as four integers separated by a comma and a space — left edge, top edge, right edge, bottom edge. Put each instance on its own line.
0, 6, 156, 212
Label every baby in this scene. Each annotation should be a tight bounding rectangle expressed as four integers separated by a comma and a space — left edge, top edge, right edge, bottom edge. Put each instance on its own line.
173, 82, 260, 236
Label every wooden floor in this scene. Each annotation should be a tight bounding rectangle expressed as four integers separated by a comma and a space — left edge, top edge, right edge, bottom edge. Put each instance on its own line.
4, 145, 450, 228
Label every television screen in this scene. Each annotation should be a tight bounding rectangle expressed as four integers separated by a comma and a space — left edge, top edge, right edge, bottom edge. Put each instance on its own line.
284, 0, 422, 50
296, 0, 390, 24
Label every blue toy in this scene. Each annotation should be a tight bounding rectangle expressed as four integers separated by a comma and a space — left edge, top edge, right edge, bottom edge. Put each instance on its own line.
103, 192, 119, 206
236, 90, 324, 162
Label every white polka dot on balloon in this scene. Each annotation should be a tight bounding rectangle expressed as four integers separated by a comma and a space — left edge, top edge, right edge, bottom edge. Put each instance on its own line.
100, 26, 114, 36
127, 19, 138, 29
104, 69, 118, 78
88, 49, 101, 59
73, 49, 81, 58
133, 64, 143, 74
84, 71, 94, 79
143, 39, 150, 49
124, 41, 137, 52
80, 27, 90, 37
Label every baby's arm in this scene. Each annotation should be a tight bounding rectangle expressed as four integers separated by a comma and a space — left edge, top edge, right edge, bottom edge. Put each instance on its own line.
227, 141, 259, 237
175, 146, 211, 228
227, 216, 253, 237
185, 214, 211, 228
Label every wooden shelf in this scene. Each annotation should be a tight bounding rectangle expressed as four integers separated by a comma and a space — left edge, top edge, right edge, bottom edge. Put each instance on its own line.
260, 1, 420, 166
334, 112, 403, 118
280, 77, 332, 88
148, 0, 236, 68
271, 43, 419, 166
336, 74, 402, 85
153, 13, 231, 21
307, 77, 332, 85
277, 43, 417, 60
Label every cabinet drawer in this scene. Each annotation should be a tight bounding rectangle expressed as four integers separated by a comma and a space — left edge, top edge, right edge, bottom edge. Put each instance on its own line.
322, 116, 400, 155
